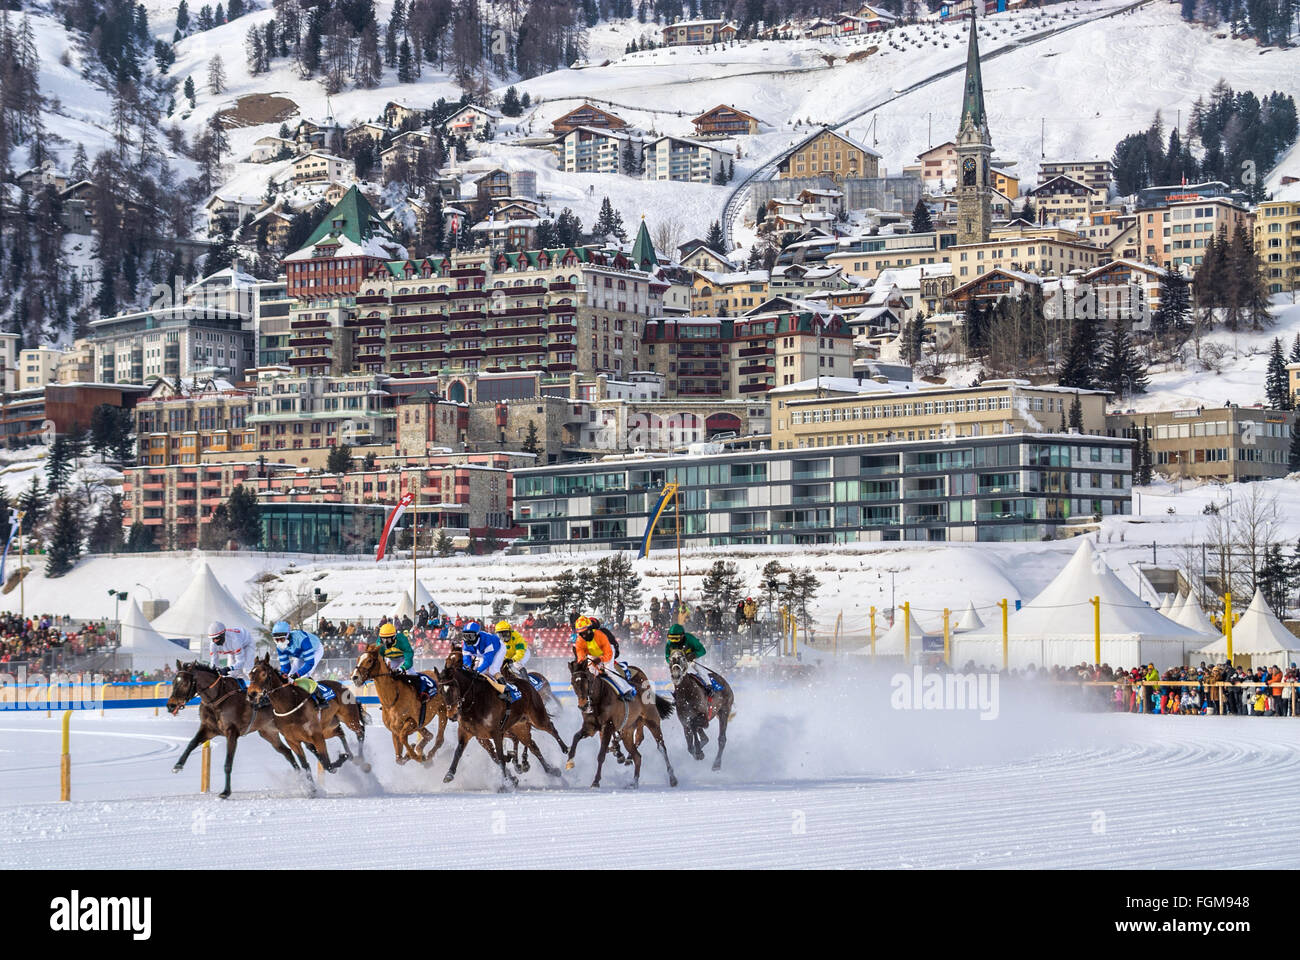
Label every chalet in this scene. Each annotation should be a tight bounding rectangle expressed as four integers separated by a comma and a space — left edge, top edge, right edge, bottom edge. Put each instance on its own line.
804, 18, 838, 37
1039, 159, 1114, 197
1080, 258, 1167, 324
947, 268, 1044, 309
661, 18, 737, 46
846, 4, 896, 31
242, 206, 294, 248
642, 135, 731, 184
777, 126, 881, 182
291, 151, 354, 184
442, 103, 503, 139
550, 103, 629, 137
206, 194, 263, 234
470, 213, 542, 251
382, 101, 423, 130
1027, 175, 1097, 222
473, 169, 514, 208
691, 104, 761, 138
16, 161, 67, 194
292, 119, 342, 154
345, 122, 389, 147
680, 246, 735, 273
247, 135, 296, 163
380, 130, 434, 175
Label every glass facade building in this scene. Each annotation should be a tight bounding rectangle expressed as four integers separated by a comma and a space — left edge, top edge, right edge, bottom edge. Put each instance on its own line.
260, 503, 395, 554
513, 433, 1133, 552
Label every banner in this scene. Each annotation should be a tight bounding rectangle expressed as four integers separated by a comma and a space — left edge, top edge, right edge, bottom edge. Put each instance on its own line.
375, 493, 414, 562
0, 508, 19, 585
637, 482, 678, 560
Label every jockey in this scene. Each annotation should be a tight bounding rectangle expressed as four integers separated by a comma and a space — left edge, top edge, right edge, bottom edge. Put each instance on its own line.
666, 624, 724, 692
377, 621, 414, 674
497, 620, 541, 690
460, 622, 518, 701
203, 620, 255, 684
574, 615, 635, 700
272, 620, 330, 704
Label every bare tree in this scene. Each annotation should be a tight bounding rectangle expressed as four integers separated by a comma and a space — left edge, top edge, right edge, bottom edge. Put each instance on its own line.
207, 54, 227, 94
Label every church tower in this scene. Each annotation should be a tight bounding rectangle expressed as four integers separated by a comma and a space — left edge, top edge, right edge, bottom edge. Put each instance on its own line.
955, 12, 993, 246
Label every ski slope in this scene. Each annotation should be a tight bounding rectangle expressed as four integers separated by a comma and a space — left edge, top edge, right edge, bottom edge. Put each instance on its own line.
2, 681, 1297, 869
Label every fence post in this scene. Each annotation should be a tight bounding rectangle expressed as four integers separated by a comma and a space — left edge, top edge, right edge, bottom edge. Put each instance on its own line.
200, 741, 211, 794
1224, 593, 1233, 664
99, 681, 109, 717
60, 710, 71, 802
999, 599, 1008, 670
154, 682, 164, 717
1091, 595, 1101, 665
943, 607, 950, 666
869, 606, 876, 663
903, 601, 911, 663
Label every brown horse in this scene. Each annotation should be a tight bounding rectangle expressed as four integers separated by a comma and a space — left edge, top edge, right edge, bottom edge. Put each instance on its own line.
351, 645, 447, 764
247, 655, 369, 790
564, 659, 678, 789
435, 660, 568, 789
667, 649, 734, 771
166, 660, 300, 798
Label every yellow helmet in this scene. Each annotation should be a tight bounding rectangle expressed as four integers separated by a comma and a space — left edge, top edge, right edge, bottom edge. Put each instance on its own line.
495, 620, 513, 635
575, 615, 594, 632
379, 622, 396, 639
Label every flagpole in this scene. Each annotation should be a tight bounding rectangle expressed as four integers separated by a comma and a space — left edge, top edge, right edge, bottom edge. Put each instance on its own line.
18, 513, 24, 621
675, 487, 683, 625
412, 485, 419, 608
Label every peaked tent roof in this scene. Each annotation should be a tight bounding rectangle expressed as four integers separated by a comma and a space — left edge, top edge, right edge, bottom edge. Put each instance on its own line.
118, 599, 189, 670
959, 12, 987, 133
1174, 593, 1218, 636
150, 561, 260, 644
1195, 589, 1300, 660
964, 539, 1205, 644
849, 610, 937, 656
393, 581, 437, 620
1168, 589, 1189, 622
956, 601, 985, 632
1158, 593, 1175, 617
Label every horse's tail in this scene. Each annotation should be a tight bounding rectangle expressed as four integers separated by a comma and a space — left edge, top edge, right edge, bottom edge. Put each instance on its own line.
655, 695, 675, 720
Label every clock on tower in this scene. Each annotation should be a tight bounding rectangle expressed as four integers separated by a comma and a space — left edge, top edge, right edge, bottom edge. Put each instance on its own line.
962, 156, 976, 186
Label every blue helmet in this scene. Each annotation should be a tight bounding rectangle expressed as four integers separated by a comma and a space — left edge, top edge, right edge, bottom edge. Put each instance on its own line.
461, 621, 482, 636
271, 621, 291, 646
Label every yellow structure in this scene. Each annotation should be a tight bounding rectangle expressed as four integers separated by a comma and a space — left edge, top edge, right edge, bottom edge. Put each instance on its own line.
777, 127, 881, 182
1255, 196, 1300, 296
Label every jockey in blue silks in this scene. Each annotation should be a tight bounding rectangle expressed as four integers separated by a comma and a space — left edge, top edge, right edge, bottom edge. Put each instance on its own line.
459, 621, 519, 702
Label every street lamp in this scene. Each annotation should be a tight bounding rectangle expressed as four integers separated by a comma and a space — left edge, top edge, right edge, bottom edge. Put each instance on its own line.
107, 588, 128, 623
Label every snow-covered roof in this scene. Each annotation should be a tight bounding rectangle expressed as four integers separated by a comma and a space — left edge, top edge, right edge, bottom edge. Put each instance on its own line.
118, 599, 189, 671
771, 376, 915, 396
1195, 590, 1300, 661
150, 561, 260, 643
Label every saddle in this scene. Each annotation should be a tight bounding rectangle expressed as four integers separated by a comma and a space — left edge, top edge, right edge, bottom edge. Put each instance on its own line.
396, 671, 438, 702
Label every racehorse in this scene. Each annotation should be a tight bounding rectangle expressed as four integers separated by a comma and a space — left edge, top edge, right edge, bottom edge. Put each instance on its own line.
667, 648, 734, 771
351, 645, 447, 764
435, 660, 568, 789
247, 655, 369, 791
564, 659, 678, 789
166, 660, 300, 798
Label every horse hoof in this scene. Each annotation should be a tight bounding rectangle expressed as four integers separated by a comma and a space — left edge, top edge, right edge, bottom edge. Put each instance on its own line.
712, 762, 721, 772
219, 789, 231, 799
171, 764, 183, 774
395, 756, 408, 766
590, 782, 601, 789
442, 774, 455, 784
669, 776, 679, 788
564, 761, 575, 771
359, 763, 372, 773
627, 781, 639, 790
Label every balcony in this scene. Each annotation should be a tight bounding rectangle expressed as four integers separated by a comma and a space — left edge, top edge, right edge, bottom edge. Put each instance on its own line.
290, 318, 330, 330
738, 382, 771, 394
355, 295, 387, 305
860, 465, 901, 477
547, 304, 577, 314
288, 336, 333, 347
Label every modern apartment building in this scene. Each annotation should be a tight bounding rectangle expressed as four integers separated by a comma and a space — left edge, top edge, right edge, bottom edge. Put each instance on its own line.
561, 127, 633, 175
642, 135, 730, 184
1135, 197, 1252, 272
249, 370, 396, 457
89, 305, 253, 384
512, 433, 1132, 551
1255, 194, 1300, 295
1037, 159, 1113, 197
133, 377, 255, 466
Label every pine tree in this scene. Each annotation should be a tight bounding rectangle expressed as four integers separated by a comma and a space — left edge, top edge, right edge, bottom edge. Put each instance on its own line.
45, 497, 83, 578
1291, 334, 1300, 364
1151, 268, 1191, 344
397, 38, 414, 82
522, 420, 539, 455
1058, 317, 1097, 389
1289, 417, 1300, 473
910, 198, 933, 233
126, 521, 155, 552
18, 476, 45, 528
183, 75, 196, 107
1266, 337, 1293, 409
177, 0, 190, 32
45, 435, 72, 494
1099, 320, 1148, 399
326, 443, 354, 474
1136, 419, 1154, 485
501, 86, 522, 117
225, 485, 261, 547
1068, 394, 1084, 431
705, 219, 724, 252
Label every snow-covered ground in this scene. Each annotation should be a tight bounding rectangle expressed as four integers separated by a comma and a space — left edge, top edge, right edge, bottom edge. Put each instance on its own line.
2, 682, 1297, 869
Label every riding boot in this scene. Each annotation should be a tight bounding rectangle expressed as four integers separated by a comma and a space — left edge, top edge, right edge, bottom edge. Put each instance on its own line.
483, 674, 510, 701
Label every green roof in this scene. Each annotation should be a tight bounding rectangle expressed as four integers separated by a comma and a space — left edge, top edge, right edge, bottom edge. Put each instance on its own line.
298, 186, 394, 253
960, 12, 987, 133
630, 218, 658, 271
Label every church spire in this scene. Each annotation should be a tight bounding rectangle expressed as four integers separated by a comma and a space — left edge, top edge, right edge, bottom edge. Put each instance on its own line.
959, 12, 986, 134
631, 216, 658, 271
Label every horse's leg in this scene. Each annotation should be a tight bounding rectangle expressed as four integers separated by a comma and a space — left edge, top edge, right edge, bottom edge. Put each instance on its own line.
621, 723, 644, 788
565, 718, 597, 770
220, 729, 237, 798
428, 708, 447, 759
173, 724, 211, 772
391, 727, 408, 765
492, 723, 517, 790
712, 700, 729, 772
346, 709, 369, 771
415, 724, 434, 762
591, 723, 613, 789
442, 730, 470, 784
645, 716, 679, 788
287, 736, 318, 796
257, 729, 299, 770
524, 731, 561, 778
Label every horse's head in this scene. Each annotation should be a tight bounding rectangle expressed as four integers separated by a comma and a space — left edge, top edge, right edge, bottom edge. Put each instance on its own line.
246, 653, 279, 700
443, 643, 462, 672
568, 659, 593, 713
167, 660, 195, 715
352, 645, 384, 686
668, 648, 688, 684
436, 667, 461, 722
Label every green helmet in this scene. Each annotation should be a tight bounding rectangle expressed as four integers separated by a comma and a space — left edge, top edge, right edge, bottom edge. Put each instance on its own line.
668, 624, 684, 638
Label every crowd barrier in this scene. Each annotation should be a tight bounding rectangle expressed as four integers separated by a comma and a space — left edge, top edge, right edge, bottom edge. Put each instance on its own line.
1072, 679, 1300, 716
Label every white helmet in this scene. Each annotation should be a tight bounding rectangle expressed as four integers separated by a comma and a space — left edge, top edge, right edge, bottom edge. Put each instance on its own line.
208, 621, 226, 643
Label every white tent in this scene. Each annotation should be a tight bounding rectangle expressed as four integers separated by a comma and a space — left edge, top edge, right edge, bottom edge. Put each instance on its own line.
1166, 590, 1187, 620
849, 610, 938, 659
149, 561, 260, 650
953, 539, 1206, 670
392, 581, 437, 621
117, 599, 189, 671
1157, 592, 1176, 617
956, 601, 985, 632
1174, 593, 1218, 636
1194, 589, 1300, 670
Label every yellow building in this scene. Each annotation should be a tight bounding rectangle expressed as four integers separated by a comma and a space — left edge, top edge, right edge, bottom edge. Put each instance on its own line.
690, 269, 770, 316
769, 378, 1110, 451
777, 127, 881, 182
1255, 195, 1300, 295
991, 167, 1019, 200
948, 235, 1103, 282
